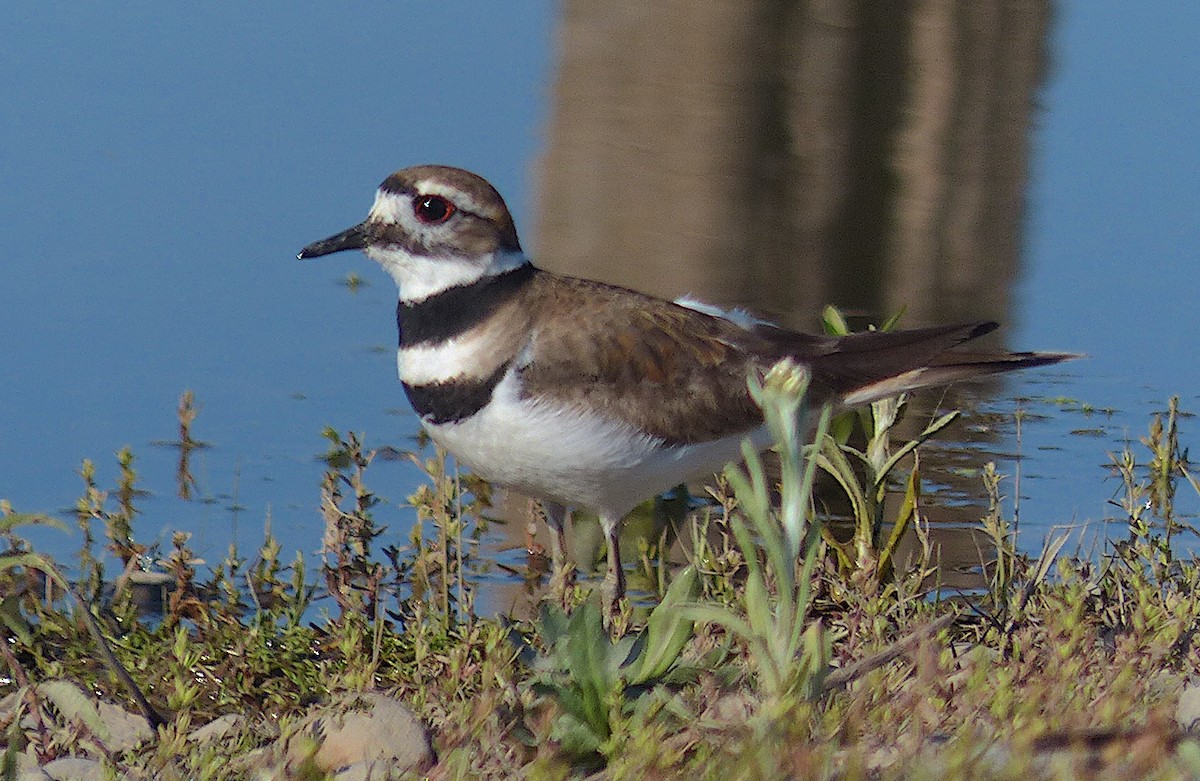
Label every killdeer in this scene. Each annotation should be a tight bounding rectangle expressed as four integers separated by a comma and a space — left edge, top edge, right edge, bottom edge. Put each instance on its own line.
299, 164, 1075, 607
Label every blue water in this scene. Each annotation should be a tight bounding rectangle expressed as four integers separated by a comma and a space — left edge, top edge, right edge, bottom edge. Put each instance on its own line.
2, 3, 1198, 585
1014, 3, 1200, 535
1, 3, 552, 569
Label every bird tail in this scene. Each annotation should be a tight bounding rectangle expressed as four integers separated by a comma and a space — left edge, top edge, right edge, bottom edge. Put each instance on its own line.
838, 348, 1079, 407
794, 321, 1080, 408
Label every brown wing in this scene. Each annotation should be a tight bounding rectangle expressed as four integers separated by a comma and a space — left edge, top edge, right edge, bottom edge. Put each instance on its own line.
517, 272, 1078, 443
519, 274, 768, 445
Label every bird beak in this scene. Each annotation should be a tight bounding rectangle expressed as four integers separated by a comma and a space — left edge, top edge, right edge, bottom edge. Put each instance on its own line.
297, 222, 371, 259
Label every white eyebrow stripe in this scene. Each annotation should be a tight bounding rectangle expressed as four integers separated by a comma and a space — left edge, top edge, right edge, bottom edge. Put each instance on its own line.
412, 180, 492, 217
369, 184, 497, 226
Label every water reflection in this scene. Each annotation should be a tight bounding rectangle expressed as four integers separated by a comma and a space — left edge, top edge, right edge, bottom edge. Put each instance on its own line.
536, 1, 1048, 329
488, 0, 1055, 610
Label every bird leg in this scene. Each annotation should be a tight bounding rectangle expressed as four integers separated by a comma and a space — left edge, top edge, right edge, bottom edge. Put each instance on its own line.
601, 514, 626, 619
543, 501, 575, 598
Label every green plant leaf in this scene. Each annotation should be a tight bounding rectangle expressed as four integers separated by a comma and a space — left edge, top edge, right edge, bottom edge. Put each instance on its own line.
877, 466, 920, 581
537, 602, 570, 650
796, 621, 832, 699
566, 598, 614, 738
822, 305, 850, 336
533, 680, 592, 730
37, 680, 111, 743
0, 513, 69, 535
817, 438, 869, 532
828, 410, 856, 445
819, 527, 853, 571
0, 552, 69, 591
874, 411, 960, 493
725, 452, 768, 585
0, 596, 33, 645
612, 635, 639, 673
880, 306, 907, 332
743, 574, 776, 659
681, 602, 757, 645
629, 565, 699, 685
1029, 530, 1072, 589
552, 714, 604, 764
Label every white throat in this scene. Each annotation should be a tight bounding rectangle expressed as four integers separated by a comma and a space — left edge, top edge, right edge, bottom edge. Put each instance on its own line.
365, 246, 530, 304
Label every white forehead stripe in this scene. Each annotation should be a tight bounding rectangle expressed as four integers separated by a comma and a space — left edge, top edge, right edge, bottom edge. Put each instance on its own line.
368, 190, 408, 224
412, 179, 494, 217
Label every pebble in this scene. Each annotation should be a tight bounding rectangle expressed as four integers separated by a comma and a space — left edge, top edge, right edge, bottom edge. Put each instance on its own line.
39, 757, 105, 781
2, 682, 433, 777
284, 691, 433, 774
187, 713, 244, 744
1176, 680, 1200, 732
95, 699, 152, 752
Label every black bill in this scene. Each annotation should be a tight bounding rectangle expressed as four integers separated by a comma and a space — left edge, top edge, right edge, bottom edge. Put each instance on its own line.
297, 222, 371, 259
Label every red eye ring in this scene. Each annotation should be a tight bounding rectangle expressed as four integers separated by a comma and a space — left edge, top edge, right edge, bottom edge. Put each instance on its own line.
413, 194, 456, 225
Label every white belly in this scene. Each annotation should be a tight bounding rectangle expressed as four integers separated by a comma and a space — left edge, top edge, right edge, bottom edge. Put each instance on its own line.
422, 368, 767, 519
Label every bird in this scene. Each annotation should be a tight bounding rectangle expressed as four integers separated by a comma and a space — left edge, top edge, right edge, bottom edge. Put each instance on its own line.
298, 164, 1076, 609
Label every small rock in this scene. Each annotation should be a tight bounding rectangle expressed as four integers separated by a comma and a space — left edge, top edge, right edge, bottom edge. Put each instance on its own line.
95, 700, 151, 752
188, 713, 243, 744
332, 760, 391, 781
40, 757, 105, 781
2, 691, 44, 733
17, 746, 42, 772
1177, 680, 1200, 731
285, 691, 433, 774
1146, 668, 1185, 700
701, 689, 756, 724
15, 768, 53, 781
0, 690, 20, 720
15, 746, 52, 781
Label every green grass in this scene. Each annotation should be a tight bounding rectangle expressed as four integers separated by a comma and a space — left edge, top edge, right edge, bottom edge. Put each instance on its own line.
3, 387, 1200, 779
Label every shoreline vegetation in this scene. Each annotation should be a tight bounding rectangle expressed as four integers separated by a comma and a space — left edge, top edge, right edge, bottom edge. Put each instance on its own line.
4, 371, 1200, 779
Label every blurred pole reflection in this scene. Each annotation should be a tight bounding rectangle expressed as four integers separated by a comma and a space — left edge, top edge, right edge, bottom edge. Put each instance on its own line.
486, 0, 1055, 608
535, 0, 1050, 330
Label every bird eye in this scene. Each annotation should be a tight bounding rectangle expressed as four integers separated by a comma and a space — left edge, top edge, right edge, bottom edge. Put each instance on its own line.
413, 194, 456, 224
